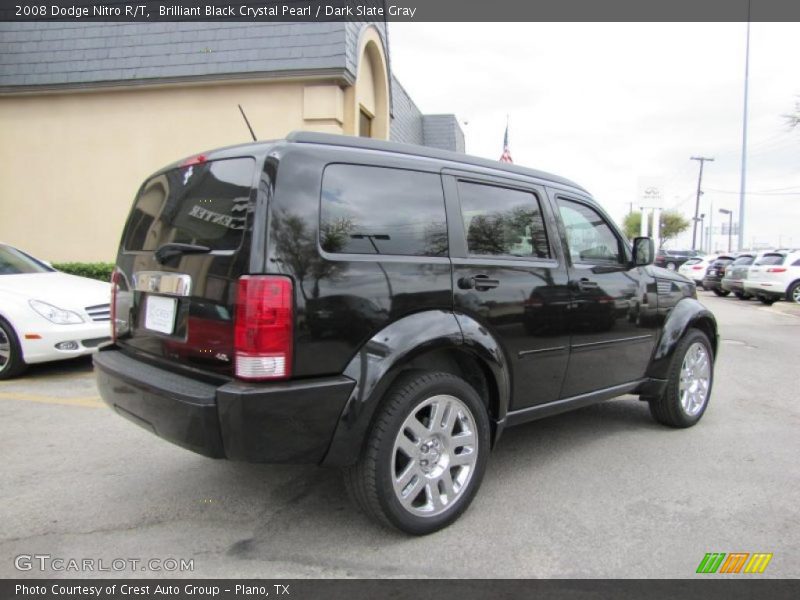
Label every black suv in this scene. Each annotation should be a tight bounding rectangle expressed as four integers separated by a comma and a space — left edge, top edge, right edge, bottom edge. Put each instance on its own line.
95, 132, 718, 535
702, 255, 736, 296
654, 249, 700, 271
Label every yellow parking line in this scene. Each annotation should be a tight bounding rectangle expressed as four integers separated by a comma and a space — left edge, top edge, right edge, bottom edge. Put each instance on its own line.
0, 391, 104, 408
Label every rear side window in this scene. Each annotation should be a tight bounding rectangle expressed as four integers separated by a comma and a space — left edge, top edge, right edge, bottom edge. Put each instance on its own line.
457, 181, 551, 259
731, 256, 754, 266
755, 254, 785, 266
320, 165, 447, 257
124, 158, 255, 252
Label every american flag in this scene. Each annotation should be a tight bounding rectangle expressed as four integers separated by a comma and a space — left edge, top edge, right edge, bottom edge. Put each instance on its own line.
499, 122, 513, 163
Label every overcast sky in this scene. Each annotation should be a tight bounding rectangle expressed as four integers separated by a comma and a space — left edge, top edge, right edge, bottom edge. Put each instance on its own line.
389, 23, 800, 250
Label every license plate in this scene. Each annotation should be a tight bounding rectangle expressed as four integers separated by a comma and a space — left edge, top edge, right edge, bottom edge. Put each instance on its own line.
144, 295, 177, 334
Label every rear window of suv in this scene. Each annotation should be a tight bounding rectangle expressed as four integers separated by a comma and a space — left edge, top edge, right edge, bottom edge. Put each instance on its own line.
320, 164, 448, 257
123, 157, 255, 252
755, 253, 785, 266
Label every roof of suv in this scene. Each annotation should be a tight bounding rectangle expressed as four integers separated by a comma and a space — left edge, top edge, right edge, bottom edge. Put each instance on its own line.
174, 132, 588, 195
286, 131, 588, 193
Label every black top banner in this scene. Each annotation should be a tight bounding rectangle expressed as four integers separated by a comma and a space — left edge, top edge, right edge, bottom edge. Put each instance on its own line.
1, 0, 800, 22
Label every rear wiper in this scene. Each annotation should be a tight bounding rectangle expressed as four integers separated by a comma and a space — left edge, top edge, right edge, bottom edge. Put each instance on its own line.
154, 243, 211, 264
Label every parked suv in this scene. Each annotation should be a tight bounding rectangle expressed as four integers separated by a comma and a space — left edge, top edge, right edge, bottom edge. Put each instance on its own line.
720, 253, 756, 299
654, 249, 700, 271
95, 132, 718, 535
744, 251, 800, 305
702, 255, 736, 296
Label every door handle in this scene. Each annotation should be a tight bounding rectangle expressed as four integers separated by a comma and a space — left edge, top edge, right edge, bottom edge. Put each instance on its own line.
459, 274, 500, 291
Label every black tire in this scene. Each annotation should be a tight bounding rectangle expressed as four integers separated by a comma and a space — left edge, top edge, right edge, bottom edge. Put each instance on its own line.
649, 329, 714, 428
758, 295, 776, 305
344, 371, 490, 535
0, 317, 26, 380
733, 291, 749, 300
787, 281, 800, 304
712, 288, 729, 297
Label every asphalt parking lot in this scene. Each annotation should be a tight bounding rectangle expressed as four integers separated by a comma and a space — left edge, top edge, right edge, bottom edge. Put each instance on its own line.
1, 292, 798, 579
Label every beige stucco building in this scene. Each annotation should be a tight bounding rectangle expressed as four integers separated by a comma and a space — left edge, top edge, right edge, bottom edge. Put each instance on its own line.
0, 22, 463, 262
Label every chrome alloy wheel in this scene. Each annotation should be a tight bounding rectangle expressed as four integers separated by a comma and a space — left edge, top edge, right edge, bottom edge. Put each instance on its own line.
0, 328, 10, 369
391, 394, 478, 518
679, 342, 711, 416
792, 285, 800, 304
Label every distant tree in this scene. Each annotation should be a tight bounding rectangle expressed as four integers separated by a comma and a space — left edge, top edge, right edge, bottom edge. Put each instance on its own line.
785, 96, 800, 129
659, 211, 691, 245
622, 212, 642, 240
623, 210, 690, 247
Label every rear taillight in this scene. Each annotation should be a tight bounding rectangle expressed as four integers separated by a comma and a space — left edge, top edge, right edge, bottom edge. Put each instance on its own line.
234, 275, 293, 381
692, 266, 704, 270
767, 267, 786, 273
110, 268, 120, 342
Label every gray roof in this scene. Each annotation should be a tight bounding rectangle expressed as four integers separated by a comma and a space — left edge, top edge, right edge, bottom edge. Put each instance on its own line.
389, 75, 424, 145
0, 22, 387, 91
422, 114, 465, 153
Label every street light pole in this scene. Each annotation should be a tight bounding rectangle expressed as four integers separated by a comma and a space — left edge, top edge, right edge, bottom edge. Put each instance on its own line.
690, 156, 714, 250
738, 3, 751, 251
719, 209, 733, 253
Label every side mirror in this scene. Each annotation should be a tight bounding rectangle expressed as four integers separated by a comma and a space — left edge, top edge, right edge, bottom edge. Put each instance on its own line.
632, 237, 654, 266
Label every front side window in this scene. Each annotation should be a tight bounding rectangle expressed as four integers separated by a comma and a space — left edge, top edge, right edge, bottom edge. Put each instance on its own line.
320, 165, 447, 257
457, 181, 550, 259
557, 199, 624, 265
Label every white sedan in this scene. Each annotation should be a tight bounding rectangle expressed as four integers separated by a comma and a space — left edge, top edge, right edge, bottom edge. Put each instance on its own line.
678, 254, 718, 288
0, 243, 112, 379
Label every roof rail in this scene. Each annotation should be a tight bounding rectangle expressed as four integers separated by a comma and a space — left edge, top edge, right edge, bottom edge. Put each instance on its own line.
285, 131, 586, 192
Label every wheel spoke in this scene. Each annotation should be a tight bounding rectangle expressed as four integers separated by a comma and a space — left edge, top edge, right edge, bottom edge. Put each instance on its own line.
450, 431, 475, 451
451, 449, 475, 467
440, 402, 458, 435
395, 462, 417, 490
429, 482, 445, 512
427, 400, 443, 432
396, 434, 418, 458
398, 475, 424, 508
405, 417, 430, 442
440, 469, 455, 500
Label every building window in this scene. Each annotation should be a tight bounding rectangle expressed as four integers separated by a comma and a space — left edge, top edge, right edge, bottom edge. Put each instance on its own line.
359, 108, 373, 138
320, 165, 447, 257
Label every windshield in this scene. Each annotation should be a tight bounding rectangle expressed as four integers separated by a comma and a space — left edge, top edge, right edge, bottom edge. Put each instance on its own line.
0, 245, 54, 275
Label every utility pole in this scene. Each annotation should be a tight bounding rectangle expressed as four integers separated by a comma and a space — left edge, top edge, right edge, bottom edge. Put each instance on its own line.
690, 156, 714, 250
738, 3, 751, 251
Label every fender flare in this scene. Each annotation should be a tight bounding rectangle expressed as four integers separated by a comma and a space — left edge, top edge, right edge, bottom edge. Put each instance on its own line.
646, 297, 718, 381
321, 310, 510, 467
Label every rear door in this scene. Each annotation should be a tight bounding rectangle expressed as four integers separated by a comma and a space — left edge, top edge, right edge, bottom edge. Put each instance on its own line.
114, 156, 260, 378
444, 171, 570, 411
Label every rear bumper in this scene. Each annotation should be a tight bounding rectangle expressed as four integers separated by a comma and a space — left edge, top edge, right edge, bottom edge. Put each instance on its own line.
94, 349, 355, 463
721, 279, 743, 293
744, 281, 787, 298
702, 277, 724, 290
